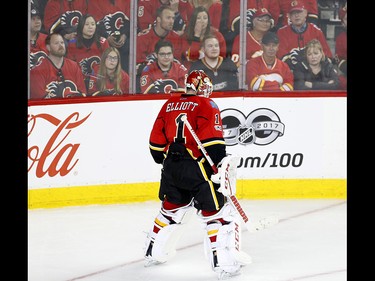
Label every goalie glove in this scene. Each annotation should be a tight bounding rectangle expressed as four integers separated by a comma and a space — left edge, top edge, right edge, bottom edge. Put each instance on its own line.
210, 157, 225, 184
210, 167, 221, 184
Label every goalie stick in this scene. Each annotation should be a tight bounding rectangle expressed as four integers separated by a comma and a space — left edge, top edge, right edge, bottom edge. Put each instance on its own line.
181, 114, 278, 232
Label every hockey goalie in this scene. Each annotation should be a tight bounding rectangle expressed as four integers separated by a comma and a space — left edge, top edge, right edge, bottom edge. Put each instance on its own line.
143, 155, 252, 280
144, 70, 251, 279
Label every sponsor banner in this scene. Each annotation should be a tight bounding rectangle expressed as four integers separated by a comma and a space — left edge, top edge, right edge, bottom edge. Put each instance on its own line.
28, 96, 346, 190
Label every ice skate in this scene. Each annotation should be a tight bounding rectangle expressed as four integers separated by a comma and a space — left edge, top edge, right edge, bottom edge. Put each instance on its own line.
216, 268, 242, 280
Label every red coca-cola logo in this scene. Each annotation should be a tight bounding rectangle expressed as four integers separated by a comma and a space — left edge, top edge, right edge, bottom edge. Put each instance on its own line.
28, 112, 91, 178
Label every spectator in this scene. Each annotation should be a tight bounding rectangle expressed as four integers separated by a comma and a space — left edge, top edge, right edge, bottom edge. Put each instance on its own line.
140, 40, 188, 94
181, 6, 227, 68
32, 0, 48, 33
88, 0, 131, 73
186, 0, 223, 31
231, 8, 274, 67
169, 0, 190, 35
136, 5, 184, 65
30, 32, 86, 99
58, 11, 81, 48
88, 47, 130, 96
137, 0, 189, 36
293, 39, 339, 90
66, 14, 110, 92
246, 31, 294, 91
276, 0, 319, 30
276, 1, 333, 72
190, 34, 239, 91
220, 0, 280, 56
43, 0, 88, 33
334, 1, 347, 90
30, 2, 48, 55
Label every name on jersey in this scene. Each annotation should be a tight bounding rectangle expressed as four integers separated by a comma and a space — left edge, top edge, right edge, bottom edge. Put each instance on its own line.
166, 102, 199, 112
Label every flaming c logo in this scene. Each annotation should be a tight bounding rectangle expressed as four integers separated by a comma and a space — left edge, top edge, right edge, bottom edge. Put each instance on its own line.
28, 112, 91, 177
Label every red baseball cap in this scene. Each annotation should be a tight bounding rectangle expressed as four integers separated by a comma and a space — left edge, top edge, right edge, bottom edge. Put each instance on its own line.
289, 1, 305, 13
254, 8, 272, 19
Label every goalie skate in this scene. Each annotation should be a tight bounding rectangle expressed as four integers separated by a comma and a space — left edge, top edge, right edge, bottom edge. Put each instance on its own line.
143, 203, 194, 267
216, 267, 242, 280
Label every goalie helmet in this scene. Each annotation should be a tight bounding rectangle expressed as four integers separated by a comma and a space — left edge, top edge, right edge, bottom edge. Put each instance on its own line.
185, 70, 213, 98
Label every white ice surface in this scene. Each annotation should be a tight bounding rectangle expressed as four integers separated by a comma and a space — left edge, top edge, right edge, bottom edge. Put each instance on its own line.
28, 199, 347, 281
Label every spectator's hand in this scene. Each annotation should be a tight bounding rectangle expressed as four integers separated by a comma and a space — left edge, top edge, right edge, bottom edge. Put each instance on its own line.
305, 81, 312, 88
175, 25, 186, 36
108, 34, 125, 48
194, 21, 204, 38
146, 53, 157, 63
64, 32, 77, 41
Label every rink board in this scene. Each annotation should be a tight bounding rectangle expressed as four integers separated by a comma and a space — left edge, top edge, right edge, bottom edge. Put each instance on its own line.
28, 92, 347, 209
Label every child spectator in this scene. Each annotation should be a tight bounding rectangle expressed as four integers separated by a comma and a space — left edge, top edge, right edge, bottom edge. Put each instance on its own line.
30, 32, 86, 99
190, 34, 239, 91
246, 31, 294, 92
293, 39, 339, 90
140, 40, 188, 94
88, 47, 130, 96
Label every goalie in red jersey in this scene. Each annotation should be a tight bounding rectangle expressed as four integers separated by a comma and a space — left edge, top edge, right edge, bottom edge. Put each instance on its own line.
144, 70, 251, 279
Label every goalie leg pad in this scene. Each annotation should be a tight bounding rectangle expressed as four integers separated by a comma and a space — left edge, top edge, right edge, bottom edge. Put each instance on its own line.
144, 202, 194, 266
200, 203, 252, 277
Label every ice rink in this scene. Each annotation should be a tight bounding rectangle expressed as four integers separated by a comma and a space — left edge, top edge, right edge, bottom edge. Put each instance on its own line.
28, 199, 347, 281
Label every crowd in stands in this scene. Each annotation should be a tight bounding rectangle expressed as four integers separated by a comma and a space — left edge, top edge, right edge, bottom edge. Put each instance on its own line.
29, 0, 347, 99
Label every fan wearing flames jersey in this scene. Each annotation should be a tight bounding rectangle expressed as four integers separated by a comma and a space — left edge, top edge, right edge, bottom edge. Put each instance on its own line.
87, 47, 130, 96
137, 0, 189, 35
88, 0, 131, 73
43, 0, 88, 34
276, 0, 318, 30
140, 40, 188, 94
145, 70, 251, 278
221, 0, 280, 37
276, 1, 333, 72
136, 5, 184, 65
231, 8, 274, 67
246, 31, 294, 91
30, 3, 47, 55
30, 32, 86, 99
66, 14, 110, 92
